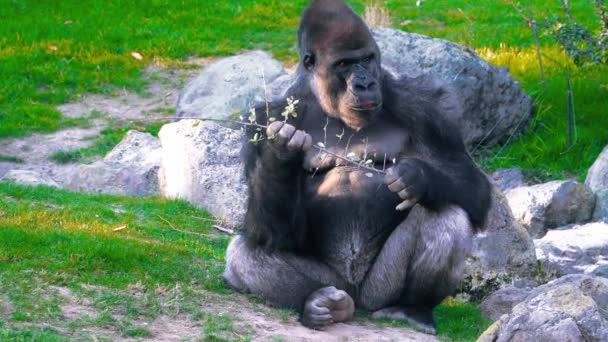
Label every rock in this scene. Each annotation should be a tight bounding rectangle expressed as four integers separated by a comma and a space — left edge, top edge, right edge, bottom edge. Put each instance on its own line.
158, 120, 247, 229
480, 274, 608, 342
479, 286, 530, 321
585, 144, 608, 221
464, 187, 538, 297
535, 222, 608, 277
64, 130, 161, 196
592, 265, 608, 278
371, 28, 533, 147
176, 51, 286, 120
505, 180, 596, 238
0, 169, 60, 187
491, 168, 525, 193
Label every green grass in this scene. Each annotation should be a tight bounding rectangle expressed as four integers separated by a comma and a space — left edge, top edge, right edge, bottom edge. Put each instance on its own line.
49, 121, 164, 164
0, 182, 236, 339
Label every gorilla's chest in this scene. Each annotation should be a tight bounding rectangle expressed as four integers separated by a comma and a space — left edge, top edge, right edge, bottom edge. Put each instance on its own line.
301, 120, 409, 284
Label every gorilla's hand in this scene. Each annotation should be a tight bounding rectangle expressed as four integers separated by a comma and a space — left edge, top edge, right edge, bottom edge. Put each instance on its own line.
385, 158, 429, 211
266, 121, 313, 161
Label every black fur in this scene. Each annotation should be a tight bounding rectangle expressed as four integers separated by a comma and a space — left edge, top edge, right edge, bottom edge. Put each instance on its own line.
226, 0, 491, 332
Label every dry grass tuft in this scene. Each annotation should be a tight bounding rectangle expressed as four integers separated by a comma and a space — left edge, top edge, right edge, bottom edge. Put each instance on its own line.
363, 1, 391, 28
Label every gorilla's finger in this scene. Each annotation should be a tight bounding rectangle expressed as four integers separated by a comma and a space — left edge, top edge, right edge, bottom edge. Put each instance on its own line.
384, 167, 400, 185
329, 290, 346, 302
266, 121, 285, 138
287, 130, 306, 151
310, 313, 333, 324
277, 124, 297, 144
397, 188, 412, 200
388, 177, 407, 193
302, 133, 313, 152
396, 199, 417, 211
309, 305, 331, 315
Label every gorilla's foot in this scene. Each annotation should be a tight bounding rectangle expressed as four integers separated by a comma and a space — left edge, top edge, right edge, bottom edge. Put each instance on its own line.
300, 286, 355, 329
371, 306, 436, 335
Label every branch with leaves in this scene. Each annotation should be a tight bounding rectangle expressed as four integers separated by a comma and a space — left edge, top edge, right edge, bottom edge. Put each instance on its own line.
177, 96, 388, 176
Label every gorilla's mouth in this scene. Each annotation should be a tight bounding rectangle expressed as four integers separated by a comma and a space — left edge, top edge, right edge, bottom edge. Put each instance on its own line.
351, 102, 382, 112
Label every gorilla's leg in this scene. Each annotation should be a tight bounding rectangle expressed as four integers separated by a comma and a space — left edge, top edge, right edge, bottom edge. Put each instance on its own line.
224, 236, 355, 328
358, 205, 472, 334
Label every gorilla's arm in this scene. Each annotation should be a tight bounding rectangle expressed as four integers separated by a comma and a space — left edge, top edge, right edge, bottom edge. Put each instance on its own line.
387, 76, 492, 230
241, 103, 309, 252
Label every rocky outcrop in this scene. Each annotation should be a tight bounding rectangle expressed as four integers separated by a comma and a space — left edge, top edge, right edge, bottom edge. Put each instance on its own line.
505, 180, 596, 238
479, 286, 530, 321
158, 121, 247, 229
176, 51, 286, 121
63, 130, 162, 196
0, 169, 60, 188
585, 144, 608, 221
478, 275, 608, 342
535, 222, 608, 277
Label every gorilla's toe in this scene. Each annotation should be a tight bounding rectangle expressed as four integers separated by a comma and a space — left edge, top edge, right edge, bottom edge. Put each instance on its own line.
301, 286, 355, 329
372, 306, 436, 335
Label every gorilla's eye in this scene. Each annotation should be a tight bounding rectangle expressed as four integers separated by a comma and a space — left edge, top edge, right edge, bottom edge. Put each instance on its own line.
362, 55, 373, 63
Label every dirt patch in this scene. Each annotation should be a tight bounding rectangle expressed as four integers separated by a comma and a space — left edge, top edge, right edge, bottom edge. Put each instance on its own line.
144, 315, 202, 341
202, 292, 438, 342
0, 59, 211, 184
51, 286, 98, 321
239, 310, 438, 341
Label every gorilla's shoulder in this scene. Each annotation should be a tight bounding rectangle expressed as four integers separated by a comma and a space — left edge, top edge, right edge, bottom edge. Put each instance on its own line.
382, 70, 465, 151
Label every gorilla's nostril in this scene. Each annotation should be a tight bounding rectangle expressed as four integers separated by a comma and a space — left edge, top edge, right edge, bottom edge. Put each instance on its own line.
355, 84, 366, 92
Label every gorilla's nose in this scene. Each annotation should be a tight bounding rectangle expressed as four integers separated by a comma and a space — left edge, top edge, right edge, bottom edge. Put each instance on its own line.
353, 78, 377, 92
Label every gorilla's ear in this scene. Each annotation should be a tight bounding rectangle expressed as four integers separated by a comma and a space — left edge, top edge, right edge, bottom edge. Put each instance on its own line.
303, 53, 316, 71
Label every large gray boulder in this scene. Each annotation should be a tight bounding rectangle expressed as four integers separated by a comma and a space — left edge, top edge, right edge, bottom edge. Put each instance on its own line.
0, 169, 60, 188
266, 29, 533, 148
158, 121, 247, 229
535, 222, 608, 278
464, 188, 538, 296
176, 51, 286, 120
64, 130, 162, 196
478, 274, 608, 342
505, 180, 596, 238
372, 28, 533, 147
585, 144, 608, 221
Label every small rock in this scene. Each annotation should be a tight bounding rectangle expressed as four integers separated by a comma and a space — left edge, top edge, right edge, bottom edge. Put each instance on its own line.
491, 168, 525, 192
158, 120, 247, 229
585, 144, 608, 221
535, 222, 608, 277
176, 51, 286, 120
480, 274, 608, 342
64, 130, 162, 196
505, 180, 596, 238
479, 287, 530, 321
0, 170, 60, 188
592, 265, 608, 278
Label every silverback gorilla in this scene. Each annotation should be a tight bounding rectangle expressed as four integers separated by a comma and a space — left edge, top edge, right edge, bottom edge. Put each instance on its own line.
224, 0, 491, 334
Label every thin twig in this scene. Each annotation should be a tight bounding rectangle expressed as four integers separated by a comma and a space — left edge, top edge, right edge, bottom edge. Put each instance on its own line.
527, 0, 547, 93
213, 225, 235, 235
158, 215, 214, 238
176, 116, 387, 175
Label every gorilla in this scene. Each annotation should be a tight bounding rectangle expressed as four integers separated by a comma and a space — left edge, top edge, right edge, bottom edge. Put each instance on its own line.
224, 0, 491, 334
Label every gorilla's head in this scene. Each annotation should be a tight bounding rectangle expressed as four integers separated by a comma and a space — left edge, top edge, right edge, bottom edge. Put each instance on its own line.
298, 0, 382, 130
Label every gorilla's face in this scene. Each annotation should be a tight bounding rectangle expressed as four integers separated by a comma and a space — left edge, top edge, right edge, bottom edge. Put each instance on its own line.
308, 45, 383, 130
